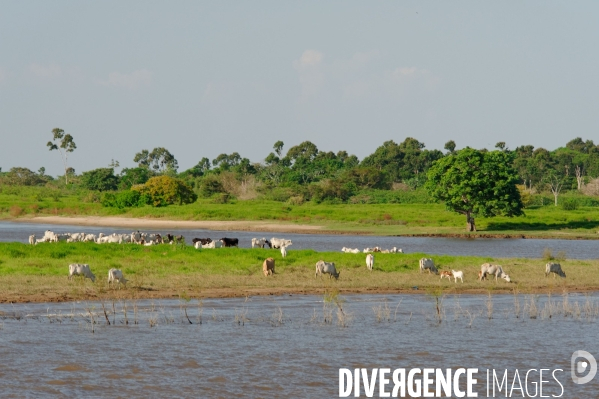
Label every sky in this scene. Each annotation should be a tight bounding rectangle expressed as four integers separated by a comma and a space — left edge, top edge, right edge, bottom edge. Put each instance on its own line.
1, 1, 598, 176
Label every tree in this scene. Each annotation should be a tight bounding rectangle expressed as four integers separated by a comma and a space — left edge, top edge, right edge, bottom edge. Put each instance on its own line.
134, 147, 178, 173
545, 170, 565, 206
273, 141, 284, 157
80, 168, 119, 191
426, 148, 524, 232
132, 176, 197, 206
47, 128, 76, 184
119, 167, 154, 190
444, 140, 456, 154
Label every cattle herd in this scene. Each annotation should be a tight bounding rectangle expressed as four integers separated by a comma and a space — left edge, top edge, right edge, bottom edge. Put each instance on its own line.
30, 230, 568, 286
418, 257, 567, 284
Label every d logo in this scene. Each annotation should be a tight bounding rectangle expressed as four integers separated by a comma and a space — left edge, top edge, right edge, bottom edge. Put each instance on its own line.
571, 350, 597, 385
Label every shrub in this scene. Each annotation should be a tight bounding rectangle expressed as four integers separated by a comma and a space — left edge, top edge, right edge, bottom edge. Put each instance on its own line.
199, 175, 225, 198
132, 176, 197, 206
561, 199, 578, 211
102, 190, 151, 208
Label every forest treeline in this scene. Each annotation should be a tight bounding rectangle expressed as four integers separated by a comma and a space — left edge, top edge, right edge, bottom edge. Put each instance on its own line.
2, 137, 599, 207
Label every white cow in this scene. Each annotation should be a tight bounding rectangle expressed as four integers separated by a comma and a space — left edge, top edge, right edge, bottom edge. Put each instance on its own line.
252, 238, 271, 248
68, 264, 96, 282
389, 247, 403, 253
67, 232, 86, 243
29, 234, 35, 245
363, 248, 374, 253
83, 234, 97, 242
202, 240, 223, 249
55, 233, 70, 242
419, 258, 438, 274
107, 268, 128, 287
281, 246, 287, 258
270, 238, 292, 249
315, 260, 340, 279
366, 254, 374, 271
479, 263, 511, 282
545, 262, 566, 278
42, 230, 57, 242
452, 270, 464, 283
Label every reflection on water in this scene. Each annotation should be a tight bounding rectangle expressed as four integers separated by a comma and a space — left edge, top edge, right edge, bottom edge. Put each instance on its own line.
1, 293, 599, 397
2, 221, 599, 259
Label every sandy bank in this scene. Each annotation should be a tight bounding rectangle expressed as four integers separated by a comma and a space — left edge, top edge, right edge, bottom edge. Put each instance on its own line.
14, 216, 327, 234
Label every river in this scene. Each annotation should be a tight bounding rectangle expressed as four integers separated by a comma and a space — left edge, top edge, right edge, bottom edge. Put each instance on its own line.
1, 293, 598, 397
2, 221, 598, 259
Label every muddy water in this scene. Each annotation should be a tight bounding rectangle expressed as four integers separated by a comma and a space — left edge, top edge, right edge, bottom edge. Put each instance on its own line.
1, 294, 599, 397
2, 221, 599, 259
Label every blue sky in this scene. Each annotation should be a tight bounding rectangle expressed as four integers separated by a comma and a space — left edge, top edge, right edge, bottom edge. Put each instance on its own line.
1, 1, 598, 176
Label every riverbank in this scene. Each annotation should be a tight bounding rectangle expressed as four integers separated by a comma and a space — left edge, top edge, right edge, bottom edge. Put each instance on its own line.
7, 215, 599, 239
3, 193, 599, 238
0, 242, 596, 303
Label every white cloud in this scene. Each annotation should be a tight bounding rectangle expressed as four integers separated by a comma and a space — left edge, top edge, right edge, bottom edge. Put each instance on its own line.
293, 50, 325, 101
29, 63, 61, 79
394, 67, 418, 77
294, 49, 324, 69
101, 69, 152, 89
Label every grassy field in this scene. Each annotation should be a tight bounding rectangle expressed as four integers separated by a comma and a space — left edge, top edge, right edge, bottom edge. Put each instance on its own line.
0, 242, 597, 303
2, 187, 599, 237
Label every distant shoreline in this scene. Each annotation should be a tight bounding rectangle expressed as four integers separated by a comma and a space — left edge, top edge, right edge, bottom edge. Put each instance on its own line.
6, 215, 599, 240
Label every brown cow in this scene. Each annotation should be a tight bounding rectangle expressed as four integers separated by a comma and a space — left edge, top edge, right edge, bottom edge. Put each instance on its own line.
263, 258, 275, 276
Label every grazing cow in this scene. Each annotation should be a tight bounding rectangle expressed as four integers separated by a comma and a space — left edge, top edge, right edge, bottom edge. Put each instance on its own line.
252, 238, 271, 248
479, 263, 511, 282
67, 232, 85, 243
263, 258, 275, 276
389, 247, 403, 254
55, 233, 70, 242
440, 270, 453, 281
366, 254, 374, 271
192, 238, 212, 246
281, 246, 287, 258
372, 247, 381, 253
35, 237, 47, 245
202, 240, 223, 249
452, 270, 464, 283
349, 248, 360, 254
315, 260, 340, 279
419, 258, 438, 274
42, 230, 57, 242
221, 237, 239, 247
131, 231, 142, 244
83, 234, 97, 242
381, 249, 390, 254
107, 268, 128, 287
68, 264, 96, 282
270, 238, 292, 249
29, 234, 35, 245
545, 262, 566, 278
363, 248, 374, 253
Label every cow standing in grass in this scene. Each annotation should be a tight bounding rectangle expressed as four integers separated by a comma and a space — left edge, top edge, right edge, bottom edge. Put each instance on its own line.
263, 258, 275, 276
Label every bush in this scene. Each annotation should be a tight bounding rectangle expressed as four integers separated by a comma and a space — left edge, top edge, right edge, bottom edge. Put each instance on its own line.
199, 175, 225, 198
102, 190, 151, 208
132, 176, 197, 206
561, 199, 578, 210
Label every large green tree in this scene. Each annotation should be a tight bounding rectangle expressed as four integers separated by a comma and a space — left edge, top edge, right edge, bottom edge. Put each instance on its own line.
426, 148, 524, 231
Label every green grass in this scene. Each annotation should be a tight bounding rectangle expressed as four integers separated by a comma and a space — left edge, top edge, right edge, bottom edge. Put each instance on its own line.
0, 242, 597, 303
2, 186, 599, 237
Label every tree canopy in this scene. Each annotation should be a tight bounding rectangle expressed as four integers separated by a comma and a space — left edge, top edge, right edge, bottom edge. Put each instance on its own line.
425, 148, 524, 231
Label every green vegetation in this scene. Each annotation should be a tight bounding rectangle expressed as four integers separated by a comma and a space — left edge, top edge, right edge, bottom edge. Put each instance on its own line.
426, 148, 524, 231
0, 242, 597, 303
1, 185, 599, 237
